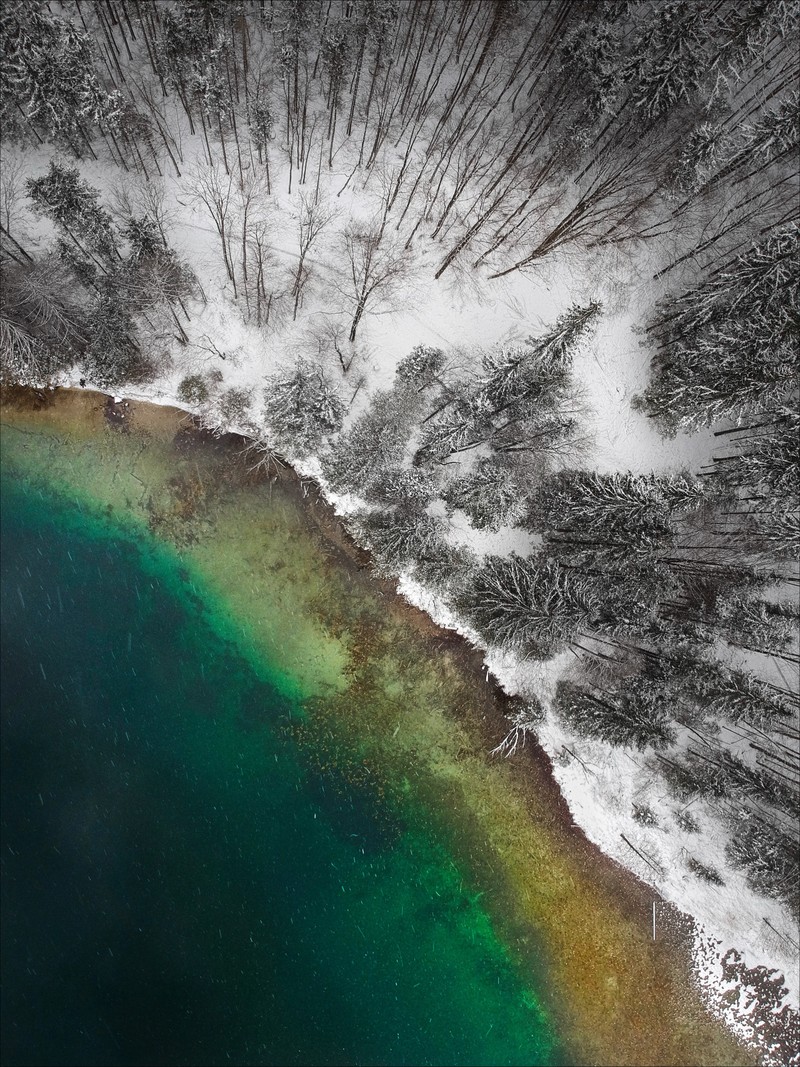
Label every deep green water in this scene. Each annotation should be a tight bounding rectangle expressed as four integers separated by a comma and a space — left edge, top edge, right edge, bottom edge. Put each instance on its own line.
0, 473, 562, 1067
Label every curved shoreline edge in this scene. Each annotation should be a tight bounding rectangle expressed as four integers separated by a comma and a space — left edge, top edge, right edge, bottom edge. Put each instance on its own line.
2, 382, 794, 1066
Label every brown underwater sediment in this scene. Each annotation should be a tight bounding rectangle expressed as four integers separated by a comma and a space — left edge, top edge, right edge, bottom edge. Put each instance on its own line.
0, 384, 764, 1067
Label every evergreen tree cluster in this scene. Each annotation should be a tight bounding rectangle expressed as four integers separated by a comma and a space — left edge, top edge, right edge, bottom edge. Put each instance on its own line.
0, 0, 120, 152
416, 302, 599, 466
1, 160, 196, 387
1, 1, 795, 399
323, 364, 438, 496
637, 226, 800, 435
636, 223, 799, 563
262, 360, 345, 451
454, 452, 797, 922
727, 818, 799, 919
320, 303, 598, 589
527, 468, 706, 563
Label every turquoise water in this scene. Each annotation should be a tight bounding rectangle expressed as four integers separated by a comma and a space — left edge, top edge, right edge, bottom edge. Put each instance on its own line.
0, 474, 563, 1067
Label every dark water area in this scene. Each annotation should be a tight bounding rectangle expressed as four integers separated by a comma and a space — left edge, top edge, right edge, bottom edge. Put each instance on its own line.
0, 474, 560, 1067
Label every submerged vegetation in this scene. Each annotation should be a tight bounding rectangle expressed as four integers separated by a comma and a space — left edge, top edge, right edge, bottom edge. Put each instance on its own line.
2, 388, 767, 1067
0, 0, 798, 1037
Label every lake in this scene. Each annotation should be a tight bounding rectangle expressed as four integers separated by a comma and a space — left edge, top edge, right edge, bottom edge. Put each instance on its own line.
0, 388, 752, 1067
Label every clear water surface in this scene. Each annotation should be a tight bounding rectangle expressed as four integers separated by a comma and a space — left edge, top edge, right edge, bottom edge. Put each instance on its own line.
0, 393, 754, 1067
1, 471, 561, 1067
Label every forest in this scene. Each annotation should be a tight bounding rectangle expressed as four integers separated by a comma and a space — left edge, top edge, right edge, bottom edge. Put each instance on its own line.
0, 0, 798, 1026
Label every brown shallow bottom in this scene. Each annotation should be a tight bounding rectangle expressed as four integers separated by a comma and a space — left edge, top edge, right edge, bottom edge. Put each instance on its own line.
0, 384, 774, 1066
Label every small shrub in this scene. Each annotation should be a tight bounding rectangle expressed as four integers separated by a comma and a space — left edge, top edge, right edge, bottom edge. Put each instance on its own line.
363, 466, 435, 509
686, 855, 725, 886
178, 374, 210, 404
632, 803, 658, 827
507, 694, 545, 727
217, 387, 251, 424
676, 809, 700, 833
492, 696, 546, 757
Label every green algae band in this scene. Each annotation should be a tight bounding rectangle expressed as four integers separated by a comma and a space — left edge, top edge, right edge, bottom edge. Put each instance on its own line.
0, 393, 755, 1067
0, 475, 561, 1067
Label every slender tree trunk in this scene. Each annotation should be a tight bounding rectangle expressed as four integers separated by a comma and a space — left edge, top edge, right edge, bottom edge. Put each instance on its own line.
217, 112, 231, 174
0, 223, 34, 262
199, 109, 214, 166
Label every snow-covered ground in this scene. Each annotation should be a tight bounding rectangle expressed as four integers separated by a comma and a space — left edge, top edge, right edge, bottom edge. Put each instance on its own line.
6, 135, 798, 1053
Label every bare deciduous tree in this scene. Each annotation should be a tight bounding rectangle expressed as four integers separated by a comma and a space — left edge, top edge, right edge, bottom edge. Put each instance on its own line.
246, 220, 288, 330
235, 165, 271, 315
2, 256, 87, 352
292, 188, 337, 320
302, 319, 364, 376
108, 175, 175, 250
0, 156, 29, 251
186, 162, 238, 294
340, 221, 410, 342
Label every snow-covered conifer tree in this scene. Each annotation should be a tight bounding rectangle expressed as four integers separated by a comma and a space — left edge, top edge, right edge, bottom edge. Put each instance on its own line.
348, 507, 448, 579
627, 0, 712, 119
727, 819, 799, 918
442, 459, 524, 532
83, 291, 148, 388
262, 361, 345, 452
0, 2, 118, 152
560, 14, 625, 122
27, 161, 118, 266
637, 225, 799, 434
457, 555, 600, 657
528, 469, 705, 562
394, 345, 445, 388
555, 679, 677, 750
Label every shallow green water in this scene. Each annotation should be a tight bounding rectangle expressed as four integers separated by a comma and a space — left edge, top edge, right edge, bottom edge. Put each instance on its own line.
0, 470, 563, 1066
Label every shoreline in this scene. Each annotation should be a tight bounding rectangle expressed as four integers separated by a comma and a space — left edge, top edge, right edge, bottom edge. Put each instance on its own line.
283, 445, 800, 1064
2, 382, 793, 1065
292, 456, 673, 923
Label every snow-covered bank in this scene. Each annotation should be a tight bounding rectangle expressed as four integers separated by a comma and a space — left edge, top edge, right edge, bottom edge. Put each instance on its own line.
390, 570, 800, 1025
